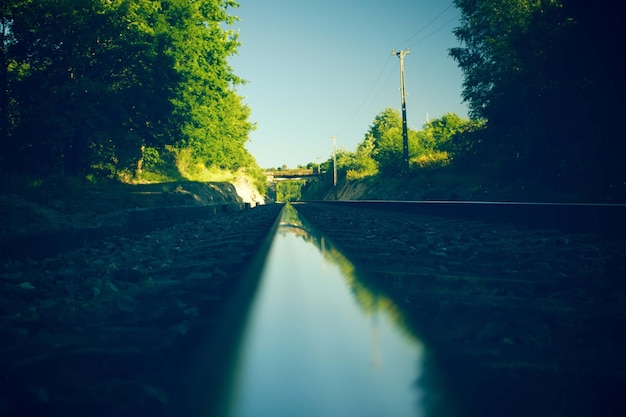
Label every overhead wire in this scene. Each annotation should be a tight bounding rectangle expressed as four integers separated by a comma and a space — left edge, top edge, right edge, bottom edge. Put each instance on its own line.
398, 2, 455, 48
399, 4, 460, 128
333, 2, 459, 139
407, 13, 461, 48
342, 58, 393, 126
369, 60, 400, 110
336, 57, 398, 136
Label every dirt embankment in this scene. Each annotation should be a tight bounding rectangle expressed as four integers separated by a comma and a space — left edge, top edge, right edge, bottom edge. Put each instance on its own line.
321, 177, 488, 201
322, 176, 586, 203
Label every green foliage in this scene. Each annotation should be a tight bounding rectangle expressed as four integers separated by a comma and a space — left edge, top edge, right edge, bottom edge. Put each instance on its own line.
364, 108, 405, 177
4, 0, 179, 175
300, 2, 624, 201
436, 118, 486, 171
141, 147, 166, 171
418, 113, 466, 152
450, 0, 626, 200
2, 0, 264, 194
409, 151, 450, 170
276, 180, 305, 202
242, 163, 268, 196
314, 110, 475, 185
347, 109, 470, 178
329, 149, 368, 182
132, 146, 184, 183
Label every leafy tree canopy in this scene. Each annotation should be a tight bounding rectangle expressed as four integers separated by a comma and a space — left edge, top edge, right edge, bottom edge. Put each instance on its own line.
450, 0, 625, 199
1, 0, 260, 186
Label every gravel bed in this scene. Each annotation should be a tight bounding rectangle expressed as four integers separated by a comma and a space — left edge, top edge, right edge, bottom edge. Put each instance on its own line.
294, 202, 626, 417
2, 200, 624, 417
0, 204, 283, 417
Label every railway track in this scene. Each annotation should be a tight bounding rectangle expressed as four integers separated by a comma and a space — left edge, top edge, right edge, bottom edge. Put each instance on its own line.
293, 201, 626, 417
0, 204, 284, 417
1, 200, 624, 416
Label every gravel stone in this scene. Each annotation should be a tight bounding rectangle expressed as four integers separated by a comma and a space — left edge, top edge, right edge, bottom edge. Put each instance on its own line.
294, 202, 626, 417
0, 204, 283, 417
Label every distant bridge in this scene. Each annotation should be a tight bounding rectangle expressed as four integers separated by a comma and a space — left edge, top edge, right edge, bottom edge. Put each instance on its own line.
265, 168, 324, 182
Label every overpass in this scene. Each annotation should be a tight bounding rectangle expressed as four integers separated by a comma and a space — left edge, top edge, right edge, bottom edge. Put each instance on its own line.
265, 168, 324, 182
265, 168, 327, 201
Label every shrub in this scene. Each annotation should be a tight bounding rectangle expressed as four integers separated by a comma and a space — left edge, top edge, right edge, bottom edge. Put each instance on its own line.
410, 151, 450, 170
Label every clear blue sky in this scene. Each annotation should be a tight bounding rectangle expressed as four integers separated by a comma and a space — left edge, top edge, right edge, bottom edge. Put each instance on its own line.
228, 0, 468, 169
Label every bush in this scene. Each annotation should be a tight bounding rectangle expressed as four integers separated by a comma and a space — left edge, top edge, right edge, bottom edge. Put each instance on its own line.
410, 151, 450, 170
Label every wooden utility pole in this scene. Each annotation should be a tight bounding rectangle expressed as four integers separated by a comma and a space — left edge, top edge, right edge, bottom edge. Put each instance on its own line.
330, 135, 337, 186
393, 49, 410, 173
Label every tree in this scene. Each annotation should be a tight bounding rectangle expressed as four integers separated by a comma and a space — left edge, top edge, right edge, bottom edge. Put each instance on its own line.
4, 0, 180, 175
363, 108, 401, 176
418, 112, 467, 153
276, 180, 305, 202
450, 0, 625, 199
348, 135, 378, 179
3, 0, 259, 182
0, 1, 12, 160
407, 112, 475, 170
165, 0, 252, 171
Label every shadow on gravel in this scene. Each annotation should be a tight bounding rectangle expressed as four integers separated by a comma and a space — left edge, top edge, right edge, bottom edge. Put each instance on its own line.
293, 202, 626, 417
0, 204, 284, 417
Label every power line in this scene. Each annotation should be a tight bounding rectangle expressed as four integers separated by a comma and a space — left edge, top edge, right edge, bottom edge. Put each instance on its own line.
336, 57, 398, 136
398, 3, 455, 48
370, 59, 399, 107
340, 57, 392, 128
334, 3, 459, 141
407, 14, 461, 48
330, 135, 337, 186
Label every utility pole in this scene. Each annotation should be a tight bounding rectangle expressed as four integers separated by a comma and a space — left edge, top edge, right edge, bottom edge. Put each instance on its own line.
330, 135, 337, 186
393, 49, 410, 173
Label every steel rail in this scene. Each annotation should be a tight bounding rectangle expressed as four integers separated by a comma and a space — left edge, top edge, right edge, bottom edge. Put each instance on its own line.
292, 200, 626, 417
